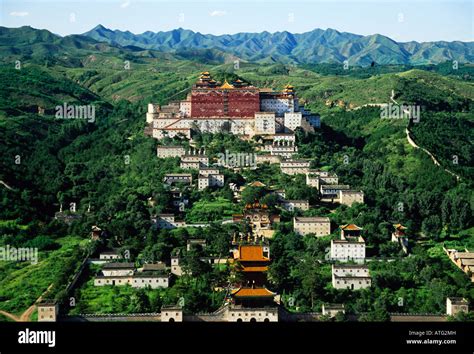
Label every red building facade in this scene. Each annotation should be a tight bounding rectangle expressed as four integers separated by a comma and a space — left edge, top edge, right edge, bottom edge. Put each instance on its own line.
190, 74, 260, 118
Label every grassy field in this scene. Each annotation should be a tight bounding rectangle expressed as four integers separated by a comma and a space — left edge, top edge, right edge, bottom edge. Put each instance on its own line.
185, 197, 240, 223
0, 235, 86, 317
69, 277, 166, 314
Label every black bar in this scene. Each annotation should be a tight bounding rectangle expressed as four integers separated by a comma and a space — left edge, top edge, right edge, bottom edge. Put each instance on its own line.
0, 322, 472, 353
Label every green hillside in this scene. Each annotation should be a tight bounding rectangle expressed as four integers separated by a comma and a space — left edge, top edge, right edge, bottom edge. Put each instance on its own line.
0, 26, 473, 318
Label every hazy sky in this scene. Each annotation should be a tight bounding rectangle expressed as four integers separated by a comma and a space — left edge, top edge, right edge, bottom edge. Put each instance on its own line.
1, 0, 473, 42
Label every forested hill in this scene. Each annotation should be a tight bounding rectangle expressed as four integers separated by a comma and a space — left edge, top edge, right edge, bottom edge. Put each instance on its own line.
0, 25, 472, 243
82, 24, 474, 66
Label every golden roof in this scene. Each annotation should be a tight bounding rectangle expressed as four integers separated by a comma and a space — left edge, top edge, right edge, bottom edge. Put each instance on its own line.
341, 224, 363, 231
220, 80, 234, 89
237, 245, 269, 262
394, 223, 407, 230
249, 181, 266, 187
241, 266, 269, 272
231, 287, 275, 297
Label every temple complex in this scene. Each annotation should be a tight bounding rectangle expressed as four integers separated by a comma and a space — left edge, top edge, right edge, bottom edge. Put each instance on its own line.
229, 240, 276, 308
232, 201, 280, 238
146, 72, 320, 140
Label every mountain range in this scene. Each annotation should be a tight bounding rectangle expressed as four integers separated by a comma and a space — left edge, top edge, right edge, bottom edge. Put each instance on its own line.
82, 25, 474, 65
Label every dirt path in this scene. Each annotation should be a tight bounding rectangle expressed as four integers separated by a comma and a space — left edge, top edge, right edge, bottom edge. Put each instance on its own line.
0, 310, 20, 321
391, 91, 461, 181
0, 283, 54, 322
0, 180, 14, 190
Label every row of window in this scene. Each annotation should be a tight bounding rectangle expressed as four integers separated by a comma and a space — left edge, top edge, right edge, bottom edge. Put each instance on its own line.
230, 312, 273, 317
335, 280, 370, 285
99, 278, 168, 284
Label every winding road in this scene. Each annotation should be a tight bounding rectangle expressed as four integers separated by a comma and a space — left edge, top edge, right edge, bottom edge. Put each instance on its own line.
0, 284, 53, 322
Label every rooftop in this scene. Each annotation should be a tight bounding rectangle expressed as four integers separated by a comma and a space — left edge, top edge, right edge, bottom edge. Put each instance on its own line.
237, 245, 269, 262
231, 287, 275, 298
294, 216, 330, 223
281, 160, 311, 164
142, 263, 167, 271
248, 181, 266, 187
455, 252, 474, 259
332, 238, 365, 244
102, 262, 135, 269
393, 223, 407, 230
340, 224, 363, 231
157, 145, 185, 149
164, 173, 192, 177
340, 190, 364, 194
323, 303, 345, 310
321, 184, 350, 189
333, 264, 369, 269
133, 271, 168, 278
241, 266, 269, 272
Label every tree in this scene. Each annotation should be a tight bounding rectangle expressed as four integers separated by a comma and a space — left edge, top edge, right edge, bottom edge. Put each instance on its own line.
421, 215, 442, 239
241, 186, 267, 204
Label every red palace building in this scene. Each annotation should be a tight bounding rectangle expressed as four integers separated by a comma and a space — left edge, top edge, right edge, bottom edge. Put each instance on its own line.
146, 71, 320, 139
191, 72, 260, 118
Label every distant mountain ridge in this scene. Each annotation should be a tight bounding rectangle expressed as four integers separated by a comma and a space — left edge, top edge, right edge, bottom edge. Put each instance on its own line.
82, 24, 474, 65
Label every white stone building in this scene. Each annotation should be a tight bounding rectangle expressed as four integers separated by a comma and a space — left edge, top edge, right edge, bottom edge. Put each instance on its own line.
306, 174, 319, 188
255, 154, 281, 165
101, 263, 135, 277
180, 154, 209, 166
227, 307, 278, 322
197, 168, 224, 190
293, 216, 331, 237
283, 112, 303, 131
272, 133, 296, 142
171, 256, 183, 276
446, 297, 469, 316
180, 160, 201, 170
331, 238, 366, 263
339, 190, 364, 206
161, 306, 183, 322
130, 274, 170, 289
94, 274, 169, 289
37, 302, 58, 322
94, 262, 169, 289
322, 303, 345, 317
320, 174, 339, 185
157, 145, 186, 159
153, 214, 186, 229
280, 160, 311, 175
281, 200, 310, 211
332, 264, 371, 290
163, 173, 193, 185
99, 249, 122, 261
320, 184, 350, 199
264, 142, 298, 158
187, 239, 207, 251
254, 112, 277, 135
